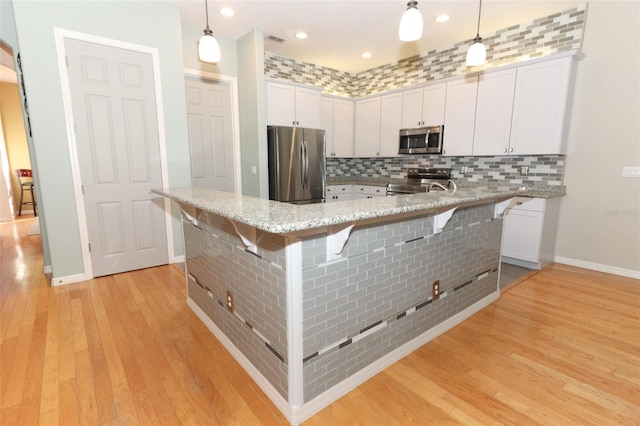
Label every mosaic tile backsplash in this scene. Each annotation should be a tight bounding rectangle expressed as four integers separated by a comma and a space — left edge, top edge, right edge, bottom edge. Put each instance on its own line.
327, 155, 565, 187
264, 5, 586, 98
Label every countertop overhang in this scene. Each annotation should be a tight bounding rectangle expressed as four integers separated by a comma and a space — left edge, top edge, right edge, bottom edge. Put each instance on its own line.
152, 185, 565, 235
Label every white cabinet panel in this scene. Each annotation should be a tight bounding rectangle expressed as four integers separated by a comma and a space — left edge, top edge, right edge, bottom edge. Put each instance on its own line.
473, 69, 517, 156
332, 98, 354, 157
354, 97, 381, 157
502, 208, 543, 262
401, 83, 446, 129
266, 81, 321, 128
326, 185, 353, 202
379, 92, 403, 157
321, 96, 354, 158
510, 56, 573, 155
422, 83, 447, 126
443, 76, 478, 156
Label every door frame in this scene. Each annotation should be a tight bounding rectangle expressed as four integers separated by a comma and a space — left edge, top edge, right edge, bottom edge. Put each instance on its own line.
54, 28, 175, 280
183, 69, 243, 194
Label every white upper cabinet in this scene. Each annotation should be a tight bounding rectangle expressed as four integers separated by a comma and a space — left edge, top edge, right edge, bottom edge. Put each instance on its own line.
473, 69, 517, 156
401, 83, 446, 128
266, 81, 321, 128
354, 97, 381, 157
510, 56, 574, 155
379, 92, 403, 157
443, 76, 478, 156
321, 96, 354, 158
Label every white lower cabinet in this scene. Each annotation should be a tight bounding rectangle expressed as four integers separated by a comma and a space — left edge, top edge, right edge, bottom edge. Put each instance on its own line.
326, 185, 353, 202
327, 185, 385, 201
353, 185, 386, 199
501, 197, 560, 269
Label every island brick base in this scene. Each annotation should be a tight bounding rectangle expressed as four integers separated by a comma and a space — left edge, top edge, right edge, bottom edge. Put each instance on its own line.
182, 202, 503, 422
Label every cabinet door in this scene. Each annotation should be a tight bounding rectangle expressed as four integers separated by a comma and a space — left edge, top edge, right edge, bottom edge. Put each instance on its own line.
266, 82, 296, 126
354, 97, 381, 157
510, 56, 573, 155
295, 87, 321, 128
332, 98, 354, 157
443, 76, 478, 156
473, 69, 517, 156
401, 88, 424, 128
422, 83, 447, 126
320, 96, 334, 157
380, 92, 403, 157
502, 209, 543, 262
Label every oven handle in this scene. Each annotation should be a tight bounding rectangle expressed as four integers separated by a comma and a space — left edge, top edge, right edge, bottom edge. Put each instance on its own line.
386, 190, 417, 196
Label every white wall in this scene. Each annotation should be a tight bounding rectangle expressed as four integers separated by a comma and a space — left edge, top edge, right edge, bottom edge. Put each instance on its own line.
10, 0, 192, 280
555, 1, 640, 277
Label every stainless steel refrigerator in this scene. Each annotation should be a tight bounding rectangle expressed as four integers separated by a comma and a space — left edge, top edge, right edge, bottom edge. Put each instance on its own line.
267, 126, 326, 204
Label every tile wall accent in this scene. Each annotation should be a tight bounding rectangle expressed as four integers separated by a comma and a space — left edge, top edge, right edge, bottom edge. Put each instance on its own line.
183, 213, 290, 399
327, 155, 565, 186
264, 52, 353, 98
264, 5, 586, 98
301, 204, 502, 400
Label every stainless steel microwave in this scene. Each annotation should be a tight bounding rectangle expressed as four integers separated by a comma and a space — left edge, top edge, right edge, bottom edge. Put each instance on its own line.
398, 125, 444, 154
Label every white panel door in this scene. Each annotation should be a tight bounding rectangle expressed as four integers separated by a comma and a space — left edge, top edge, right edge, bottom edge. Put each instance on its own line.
502, 209, 543, 262
422, 83, 447, 126
354, 97, 381, 157
443, 76, 478, 156
473, 69, 517, 156
320, 96, 334, 157
185, 77, 236, 192
332, 98, 354, 158
65, 38, 168, 277
401, 88, 424, 128
295, 87, 321, 128
510, 57, 573, 155
266, 81, 296, 126
379, 92, 403, 157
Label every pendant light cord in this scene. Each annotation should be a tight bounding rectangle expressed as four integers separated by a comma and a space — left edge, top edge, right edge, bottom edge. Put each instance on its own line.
475, 0, 483, 37
204, 0, 210, 31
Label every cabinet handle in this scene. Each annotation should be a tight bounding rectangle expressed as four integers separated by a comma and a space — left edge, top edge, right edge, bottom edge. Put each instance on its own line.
504, 148, 508, 153
509, 147, 513, 153
517, 202, 523, 205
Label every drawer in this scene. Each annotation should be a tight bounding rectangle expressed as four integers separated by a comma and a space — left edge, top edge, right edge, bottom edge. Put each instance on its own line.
507, 197, 545, 213
353, 185, 386, 196
327, 185, 352, 194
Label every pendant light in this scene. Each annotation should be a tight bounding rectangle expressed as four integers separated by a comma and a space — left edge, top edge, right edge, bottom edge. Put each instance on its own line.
399, 1, 423, 42
198, 0, 221, 63
466, 0, 486, 66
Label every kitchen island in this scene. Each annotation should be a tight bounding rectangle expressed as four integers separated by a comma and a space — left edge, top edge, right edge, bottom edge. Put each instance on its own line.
153, 185, 564, 425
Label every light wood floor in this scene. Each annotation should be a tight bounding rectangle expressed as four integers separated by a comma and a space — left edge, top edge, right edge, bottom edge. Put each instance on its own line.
1, 218, 639, 425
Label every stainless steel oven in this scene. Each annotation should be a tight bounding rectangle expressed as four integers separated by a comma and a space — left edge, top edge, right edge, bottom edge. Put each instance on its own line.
386, 167, 453, 195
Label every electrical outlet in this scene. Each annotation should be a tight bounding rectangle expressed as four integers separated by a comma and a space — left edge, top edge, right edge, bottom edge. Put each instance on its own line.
432, 280, 440, 300
460, 165, 468, 174
622, 166, 640, 178
226, 291, 234, 312
519, 166, 529, 176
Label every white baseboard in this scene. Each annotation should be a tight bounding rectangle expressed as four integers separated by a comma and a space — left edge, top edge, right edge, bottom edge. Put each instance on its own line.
43, 265, 52, 274
51, 273, 87, 286
554, 256, 640, 280
187, 299, 294, 423
172, 254, 185, 264
189, 290, 500, 425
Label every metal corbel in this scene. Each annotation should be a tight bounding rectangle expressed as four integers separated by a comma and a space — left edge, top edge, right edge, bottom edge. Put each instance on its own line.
326, 222, 355, 261
228, 219, 258, 254
433, 207, 457, 234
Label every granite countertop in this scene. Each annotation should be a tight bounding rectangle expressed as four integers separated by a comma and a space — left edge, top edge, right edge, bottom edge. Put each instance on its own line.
152, 184, 565, 234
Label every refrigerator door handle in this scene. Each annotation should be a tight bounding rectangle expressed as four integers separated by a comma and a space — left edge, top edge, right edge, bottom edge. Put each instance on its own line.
299, 142, 305, 189
302, 140, 309, 189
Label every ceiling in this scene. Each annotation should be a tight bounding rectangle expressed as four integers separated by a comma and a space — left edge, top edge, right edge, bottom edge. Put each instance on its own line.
174, 0, 583, 73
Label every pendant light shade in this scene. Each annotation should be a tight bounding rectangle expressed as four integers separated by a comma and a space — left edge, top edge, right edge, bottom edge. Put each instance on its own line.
399, 1, 423, 42
198, 0, 221, 63
466, 36, 486, 66
466, 0, 486, 66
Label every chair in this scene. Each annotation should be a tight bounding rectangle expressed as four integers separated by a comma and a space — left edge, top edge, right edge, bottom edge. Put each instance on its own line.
16, 169, 37, 217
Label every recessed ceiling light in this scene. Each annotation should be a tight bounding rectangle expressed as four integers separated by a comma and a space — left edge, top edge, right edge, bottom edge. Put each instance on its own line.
435, 14, 450, 23
295, 32, 308, 39
220, 8, 235, 17
362, 52, 372, 59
